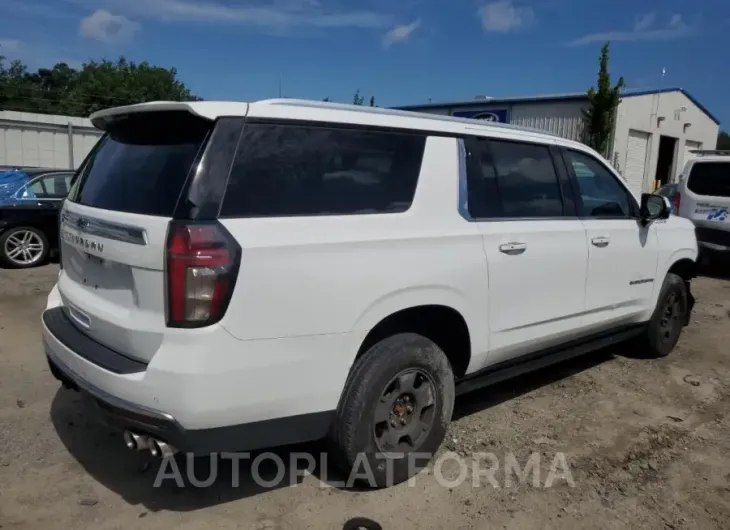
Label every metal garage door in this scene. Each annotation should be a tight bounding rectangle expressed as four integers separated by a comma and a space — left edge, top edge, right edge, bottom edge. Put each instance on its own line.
682, 140, 702, 172
624, 130, 650, 196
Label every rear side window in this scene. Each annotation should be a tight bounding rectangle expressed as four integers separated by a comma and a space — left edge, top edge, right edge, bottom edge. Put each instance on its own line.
687, 162, 730, 197
71, 111, 211, 216
490, 140, 564, 218
463, 138, 501, 218
464, 138, 566, 218
220, 123, 426, 217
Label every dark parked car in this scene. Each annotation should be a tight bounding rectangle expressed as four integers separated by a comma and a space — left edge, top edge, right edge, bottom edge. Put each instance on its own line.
0, 169, 75, 268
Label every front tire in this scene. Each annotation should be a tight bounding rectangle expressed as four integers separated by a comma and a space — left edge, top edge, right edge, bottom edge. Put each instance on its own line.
0, 226, 49, 268
330, 333, 455, 488
637, 272, 688, 358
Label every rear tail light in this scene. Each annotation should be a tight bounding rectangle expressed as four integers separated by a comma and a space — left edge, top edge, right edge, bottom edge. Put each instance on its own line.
673, 192, 681, 212
165, 221, 241, 328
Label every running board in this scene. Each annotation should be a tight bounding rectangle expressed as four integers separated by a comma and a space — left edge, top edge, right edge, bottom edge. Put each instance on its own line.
455, 325, 644, 396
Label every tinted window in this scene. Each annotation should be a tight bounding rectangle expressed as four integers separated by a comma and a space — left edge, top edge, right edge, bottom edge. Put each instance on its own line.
463, 138, 501, 218
489, 140, 564, 218
72, 112, 211, 215
220, 124, 426, 217
687, 162, 730, 197
566, 150, 634, 218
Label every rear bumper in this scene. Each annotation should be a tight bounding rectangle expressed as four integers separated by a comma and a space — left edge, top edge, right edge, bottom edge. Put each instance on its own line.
46, 352, 334, 454
42, 285, 348, 454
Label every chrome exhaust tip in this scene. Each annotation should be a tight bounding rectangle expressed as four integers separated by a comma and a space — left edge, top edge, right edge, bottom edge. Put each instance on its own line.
149, 439, 178, 458
124, 431, 150, 451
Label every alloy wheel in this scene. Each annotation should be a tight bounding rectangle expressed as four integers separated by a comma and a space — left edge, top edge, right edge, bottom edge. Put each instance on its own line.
4, 230, 45, 266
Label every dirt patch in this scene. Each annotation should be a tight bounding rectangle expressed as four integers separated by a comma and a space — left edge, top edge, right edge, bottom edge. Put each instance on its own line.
1, 265, 729, 529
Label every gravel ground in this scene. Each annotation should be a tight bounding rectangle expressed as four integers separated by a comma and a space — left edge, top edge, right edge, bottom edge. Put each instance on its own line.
1, 263, 729, 529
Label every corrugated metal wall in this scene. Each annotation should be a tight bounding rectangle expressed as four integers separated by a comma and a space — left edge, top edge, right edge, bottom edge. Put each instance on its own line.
400, 100, 588, 143
0, 111, 103, 170
510, 103, 586, 143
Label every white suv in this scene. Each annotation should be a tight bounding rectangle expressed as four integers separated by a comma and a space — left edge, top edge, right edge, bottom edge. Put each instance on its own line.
43, 99, 698, 487
673, 155, 730, 260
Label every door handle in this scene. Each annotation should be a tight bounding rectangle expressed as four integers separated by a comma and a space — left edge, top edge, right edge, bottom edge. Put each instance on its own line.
591, 237, 610, 248
499, 242, 527, 255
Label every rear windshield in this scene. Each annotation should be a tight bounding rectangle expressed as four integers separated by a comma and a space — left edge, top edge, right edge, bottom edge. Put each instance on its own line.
71, 111, 211, 216
687, 162, 730, 197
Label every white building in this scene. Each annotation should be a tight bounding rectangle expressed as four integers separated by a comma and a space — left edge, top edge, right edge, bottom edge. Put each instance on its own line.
395, 88, 721, 197
0, 110, 103, 171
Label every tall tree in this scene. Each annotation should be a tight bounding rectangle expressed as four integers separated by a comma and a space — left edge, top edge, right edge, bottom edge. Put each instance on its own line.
582, 42, 625, 156
352, 89, 365, 106
717, 130, 730, 150
0, 55, 200, 117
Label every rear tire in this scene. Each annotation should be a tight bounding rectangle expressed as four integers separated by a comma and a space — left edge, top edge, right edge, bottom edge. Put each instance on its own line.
636, 273, 688, 358
329, 333, 455, 488
0, 226, 49, 268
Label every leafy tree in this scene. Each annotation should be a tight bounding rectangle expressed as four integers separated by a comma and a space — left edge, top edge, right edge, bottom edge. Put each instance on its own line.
0, 55, 200, 117
717, 130, 730, 150
369, 96, 376, 107
582, 42, 625, 156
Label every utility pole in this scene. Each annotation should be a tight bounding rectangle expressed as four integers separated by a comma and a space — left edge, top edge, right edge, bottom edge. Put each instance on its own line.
278, 72, 283, 98
651, 67, 666, 125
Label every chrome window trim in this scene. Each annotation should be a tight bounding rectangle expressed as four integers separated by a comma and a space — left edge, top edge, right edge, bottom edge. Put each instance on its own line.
60, 210, 148, 246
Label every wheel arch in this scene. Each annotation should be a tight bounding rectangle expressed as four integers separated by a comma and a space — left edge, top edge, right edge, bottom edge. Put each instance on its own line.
667, 257, 697, 282
349, 288, 474, 378
644, 249, 697, 322
1, 221, 53, 240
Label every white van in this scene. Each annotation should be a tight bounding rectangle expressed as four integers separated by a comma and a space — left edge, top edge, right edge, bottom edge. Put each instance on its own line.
674, 154, 730, 259
43, 99, 698, 487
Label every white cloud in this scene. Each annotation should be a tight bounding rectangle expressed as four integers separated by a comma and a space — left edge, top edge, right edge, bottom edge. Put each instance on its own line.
80, 9, 141, 43
67, 0, 393, 31
567, 13, 693, 46
478, 0, 534, 33
634, 13, 655, 32
382, 19, 421, 48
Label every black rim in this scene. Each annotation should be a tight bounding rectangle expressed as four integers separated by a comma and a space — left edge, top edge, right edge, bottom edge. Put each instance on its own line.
373, 368, 437, 454
658, 291, 682, 344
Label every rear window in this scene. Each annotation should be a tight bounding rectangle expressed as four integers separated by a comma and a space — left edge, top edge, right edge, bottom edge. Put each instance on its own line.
220, 123, 426, 217
687, 162, 730, 197
71, 111, 211, 216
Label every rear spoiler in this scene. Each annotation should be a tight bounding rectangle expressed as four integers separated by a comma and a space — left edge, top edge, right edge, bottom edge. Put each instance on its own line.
89, 101, 249, 131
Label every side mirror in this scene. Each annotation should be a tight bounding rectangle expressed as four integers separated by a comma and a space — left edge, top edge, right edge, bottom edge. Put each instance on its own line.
640, 193, 670, 225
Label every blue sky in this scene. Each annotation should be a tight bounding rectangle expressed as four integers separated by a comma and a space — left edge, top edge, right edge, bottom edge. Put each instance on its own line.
1, 0, 728, 127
